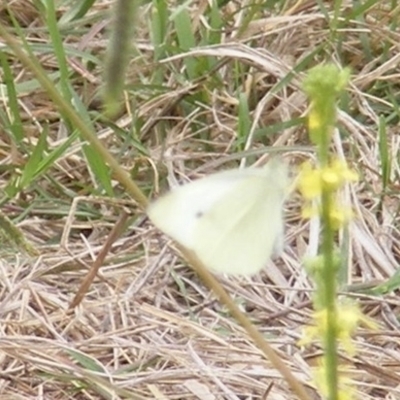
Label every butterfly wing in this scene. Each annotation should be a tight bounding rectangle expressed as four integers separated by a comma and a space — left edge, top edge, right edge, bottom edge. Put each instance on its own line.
193, 164, 288, 275
147, 169, 255, 249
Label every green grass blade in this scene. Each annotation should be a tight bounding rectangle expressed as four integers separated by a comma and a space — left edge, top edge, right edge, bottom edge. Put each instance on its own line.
151, 0, 168, 61
0, 50, 24, 143
44, 0, 73, 105
71, 90, 114, 196
172, 5, 197, 79
58, 0, 97, 24
19, 127, 49, 188
371, 268, 400, 295
378, 115, 390, 190
237, 92, 251, 151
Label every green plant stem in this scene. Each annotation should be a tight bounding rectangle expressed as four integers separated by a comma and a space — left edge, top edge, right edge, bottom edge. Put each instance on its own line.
321, 187, 339, 400
316, 125, 330, 167
318, 124, 339, 400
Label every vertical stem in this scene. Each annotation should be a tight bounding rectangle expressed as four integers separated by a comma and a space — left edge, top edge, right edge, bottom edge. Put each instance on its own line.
303, 65, 351, 400
318, 125, 338, 400
321, 189, 339, 400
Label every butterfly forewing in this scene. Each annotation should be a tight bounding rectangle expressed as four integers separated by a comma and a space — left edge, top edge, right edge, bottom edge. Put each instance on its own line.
147, 170, 257, 248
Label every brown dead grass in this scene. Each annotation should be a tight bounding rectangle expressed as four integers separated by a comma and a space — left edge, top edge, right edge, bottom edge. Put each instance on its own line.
1, 1, 400, 399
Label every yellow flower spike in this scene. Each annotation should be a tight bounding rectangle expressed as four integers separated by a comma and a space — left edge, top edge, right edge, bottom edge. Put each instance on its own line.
321, 167, 341, 191
313, 361, 356, 400
321, 160, 357, 191
331, 160, 359, 182
300, 302, 377, 355
329, 206, 353, 230
308, 107, 322, 131
300, 198, 353, 229
337, 302, 378, 342
298, 325, 318, 347
301, 65, 355, 400
297, 162, 323, 199
298, 160, 358, 201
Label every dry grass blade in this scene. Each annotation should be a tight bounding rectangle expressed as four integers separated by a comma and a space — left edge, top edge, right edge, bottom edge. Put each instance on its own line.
69, 210, 129, 309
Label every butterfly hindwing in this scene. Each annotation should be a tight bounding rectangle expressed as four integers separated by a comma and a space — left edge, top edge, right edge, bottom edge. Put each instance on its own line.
193, 166, 286, 274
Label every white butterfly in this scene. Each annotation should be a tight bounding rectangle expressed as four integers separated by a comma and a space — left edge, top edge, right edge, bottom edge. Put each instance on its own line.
147, 159, 289, 275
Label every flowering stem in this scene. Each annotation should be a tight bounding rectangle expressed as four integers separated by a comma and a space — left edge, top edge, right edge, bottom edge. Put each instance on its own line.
302, 65, 352, 400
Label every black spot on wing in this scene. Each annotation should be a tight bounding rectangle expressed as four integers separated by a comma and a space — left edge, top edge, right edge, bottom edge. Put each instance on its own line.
195, 210, 205, 219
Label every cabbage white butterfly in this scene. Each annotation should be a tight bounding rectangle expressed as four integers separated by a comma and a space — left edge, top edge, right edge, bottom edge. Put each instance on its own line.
147, 159, 289, 275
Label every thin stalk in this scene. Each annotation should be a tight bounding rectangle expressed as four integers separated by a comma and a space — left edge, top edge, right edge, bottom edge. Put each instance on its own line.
321, 189, 339, 400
